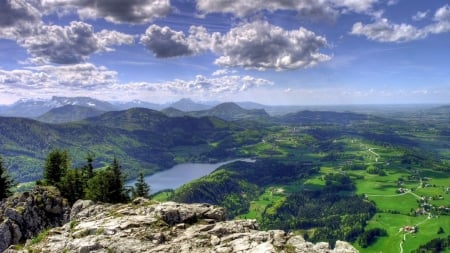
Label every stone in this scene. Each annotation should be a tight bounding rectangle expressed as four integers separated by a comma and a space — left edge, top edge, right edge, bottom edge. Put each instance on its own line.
0, 186, 70, 252
3, 198, 359, 253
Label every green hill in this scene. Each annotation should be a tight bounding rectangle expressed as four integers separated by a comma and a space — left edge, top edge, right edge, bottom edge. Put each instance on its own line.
37, 105, 105, 123
0, 109, 238, 182
162, 102, 270, 121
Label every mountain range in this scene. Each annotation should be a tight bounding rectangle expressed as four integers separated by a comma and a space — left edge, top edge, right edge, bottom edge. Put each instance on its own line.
162, 102, 270, 121
0, 96, 117, 118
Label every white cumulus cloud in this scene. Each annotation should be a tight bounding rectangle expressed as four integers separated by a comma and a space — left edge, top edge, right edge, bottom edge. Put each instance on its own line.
17, 21, 134, 64
213, 21, 331, 70
141, 21, 330, 70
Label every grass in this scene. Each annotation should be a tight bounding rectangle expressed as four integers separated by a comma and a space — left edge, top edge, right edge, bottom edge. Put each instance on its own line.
369, 194, 419, 214
238, 187, 286, 220
151, 191, 173, 202
30, 228, 50, 245
357, 214, 450, 253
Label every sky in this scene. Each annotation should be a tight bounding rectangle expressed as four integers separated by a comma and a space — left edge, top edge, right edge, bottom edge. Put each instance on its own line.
0, 0, 449, 105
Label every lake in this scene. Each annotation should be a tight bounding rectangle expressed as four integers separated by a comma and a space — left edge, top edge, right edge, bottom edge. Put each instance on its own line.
126, 158, 255, 194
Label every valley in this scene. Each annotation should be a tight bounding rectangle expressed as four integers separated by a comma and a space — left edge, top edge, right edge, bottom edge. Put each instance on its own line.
1, 99, 450, 252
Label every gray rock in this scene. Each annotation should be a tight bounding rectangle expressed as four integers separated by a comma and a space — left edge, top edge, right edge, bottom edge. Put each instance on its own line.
8, 200, 358, 253
0, 186, 70, 252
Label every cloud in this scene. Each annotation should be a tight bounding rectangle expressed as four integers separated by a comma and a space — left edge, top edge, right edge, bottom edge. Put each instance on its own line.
28, 63, 118, 87
412, 10, 429, 21
332, 0, 378, 13
212, 69, 237, 76
427, 4, 450, 34
18, 21, 134, 64
141, 21, 330, 70
1, 64, 272, 102
0, 0, 41, 39
196, 0, 378, 21
141, 24, 194, 58
42, 0, 170, 24
157, 74, 273, 94
351, 19, 425, 42
351, 5, 450, 43
213, 21, 331, 70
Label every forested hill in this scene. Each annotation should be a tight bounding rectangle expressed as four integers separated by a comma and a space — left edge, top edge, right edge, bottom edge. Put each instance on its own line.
0, 109, 239, 182
37, 105, 105, 123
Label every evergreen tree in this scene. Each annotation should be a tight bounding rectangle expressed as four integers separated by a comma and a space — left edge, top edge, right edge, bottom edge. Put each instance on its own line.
85, 156, 128, 203
133, 172, 150, 199
109, 156, 127, 203
82, 152, 95, 180
44, 149, 70, 186
59, 168, 84, 205
0, 155, 14, 199
85, 169, 110, 203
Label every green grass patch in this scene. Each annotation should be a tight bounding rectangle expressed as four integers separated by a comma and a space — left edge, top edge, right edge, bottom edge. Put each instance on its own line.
151, 191, 173, 202
358, 214, 450, 253
238, 187, 286, 220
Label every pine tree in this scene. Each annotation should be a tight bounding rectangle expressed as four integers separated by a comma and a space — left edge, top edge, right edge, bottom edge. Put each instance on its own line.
82, 152, 95, 181
59, 168, 84, 205
44, 149, 70, 186
109, 156, 127, 203
133, 172, 150, 199
0, 155, 14, 199
85, 156, 128, 203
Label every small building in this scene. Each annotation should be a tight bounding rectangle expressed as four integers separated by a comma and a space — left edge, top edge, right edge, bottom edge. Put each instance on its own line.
401, 226, 417, 233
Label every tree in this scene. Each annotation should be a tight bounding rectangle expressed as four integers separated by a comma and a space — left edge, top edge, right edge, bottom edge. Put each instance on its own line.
108, 156, 128, 203
59, 168, 84, 205
0, 155, 14, 199
85, 156, 128, 203
132, 172, 150, 198
82, 152, 95, 180
44, 149, 70, 186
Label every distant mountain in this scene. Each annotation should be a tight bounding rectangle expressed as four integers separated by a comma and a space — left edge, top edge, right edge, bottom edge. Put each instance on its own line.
0, 96, 117, 118
162, 102, 270, 121
37, 105, 105, 124
160, 107, 186, 117
278, 110, 371, 125
235, 101, 268, 110
112, 100, 165, 111
170, 98, 212, 112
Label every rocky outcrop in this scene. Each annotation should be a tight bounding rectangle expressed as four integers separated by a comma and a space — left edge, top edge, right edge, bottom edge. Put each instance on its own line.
0, 186, 70, 252
7, 198, 358, 253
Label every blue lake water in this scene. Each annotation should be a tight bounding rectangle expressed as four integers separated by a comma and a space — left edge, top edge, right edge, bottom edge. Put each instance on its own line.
126, 158, 255, 194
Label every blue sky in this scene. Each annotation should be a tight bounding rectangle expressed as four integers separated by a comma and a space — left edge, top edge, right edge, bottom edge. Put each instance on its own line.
0, 0, 449, 105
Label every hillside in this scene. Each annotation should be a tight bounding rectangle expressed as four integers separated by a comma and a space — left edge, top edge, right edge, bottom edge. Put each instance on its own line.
0, 109, 239, 182
170, 98, 212, 111
162, 102, 270, 121
36, 105, 105, 123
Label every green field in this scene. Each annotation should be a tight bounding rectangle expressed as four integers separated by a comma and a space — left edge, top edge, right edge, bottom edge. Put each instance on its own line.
358, 214, 450, 253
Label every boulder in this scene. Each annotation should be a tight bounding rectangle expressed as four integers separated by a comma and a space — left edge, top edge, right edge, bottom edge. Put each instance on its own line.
0, 186, 70, 252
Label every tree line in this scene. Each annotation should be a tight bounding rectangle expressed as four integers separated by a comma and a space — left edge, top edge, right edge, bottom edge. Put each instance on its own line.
0, 150, 150, 205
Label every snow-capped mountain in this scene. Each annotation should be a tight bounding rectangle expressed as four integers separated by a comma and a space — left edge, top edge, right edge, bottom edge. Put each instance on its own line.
0, 96, 117, 118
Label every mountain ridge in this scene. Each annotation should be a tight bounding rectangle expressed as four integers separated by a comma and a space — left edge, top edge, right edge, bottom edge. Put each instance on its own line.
36, 104, 105, 123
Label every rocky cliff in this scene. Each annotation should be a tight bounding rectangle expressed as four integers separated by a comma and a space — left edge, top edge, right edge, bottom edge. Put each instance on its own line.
4, 197, 359, 253
0, 186, 70, 252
